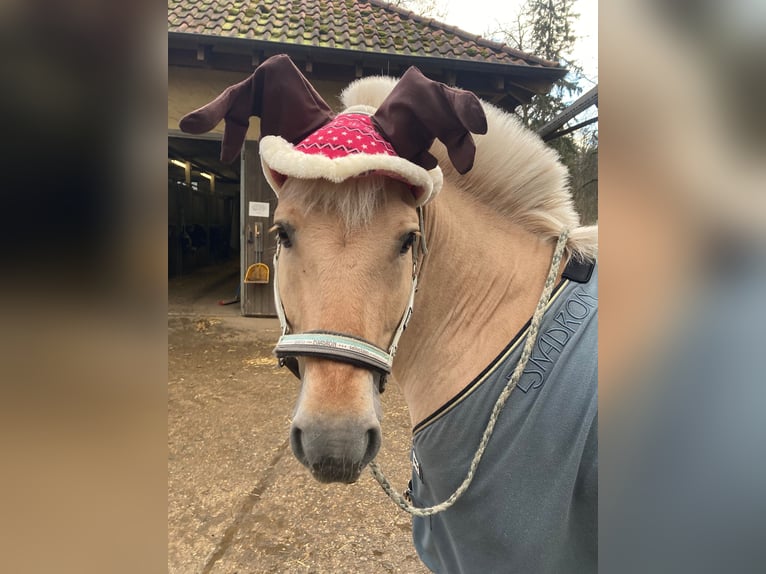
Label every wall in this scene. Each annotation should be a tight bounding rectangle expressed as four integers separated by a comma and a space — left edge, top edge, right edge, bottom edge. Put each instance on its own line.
169, 65, 350, 135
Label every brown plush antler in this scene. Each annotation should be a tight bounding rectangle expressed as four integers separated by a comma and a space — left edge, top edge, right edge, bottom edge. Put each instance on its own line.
179, 54, 334, 163
371, 67, 487, 174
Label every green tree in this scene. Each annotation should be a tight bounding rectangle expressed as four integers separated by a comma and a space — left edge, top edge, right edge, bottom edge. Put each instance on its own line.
496, 0, 597, 221
500, 0, 583, 130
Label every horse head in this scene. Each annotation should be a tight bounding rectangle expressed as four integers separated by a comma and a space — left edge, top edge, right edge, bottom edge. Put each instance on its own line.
272, 175, 419, 483
180, 54, 486, 483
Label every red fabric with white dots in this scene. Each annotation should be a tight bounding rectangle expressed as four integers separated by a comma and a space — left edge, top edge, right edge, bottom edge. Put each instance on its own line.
294, 113, 396, 159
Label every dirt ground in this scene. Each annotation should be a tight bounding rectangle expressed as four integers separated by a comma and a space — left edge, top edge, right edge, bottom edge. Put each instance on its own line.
168, 261, 430, 573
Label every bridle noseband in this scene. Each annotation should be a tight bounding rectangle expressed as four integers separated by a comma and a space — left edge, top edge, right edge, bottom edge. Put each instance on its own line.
272, 207, 427, 393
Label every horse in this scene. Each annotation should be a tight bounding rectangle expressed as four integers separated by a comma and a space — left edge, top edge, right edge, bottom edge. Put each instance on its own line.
181, 54, 598, 573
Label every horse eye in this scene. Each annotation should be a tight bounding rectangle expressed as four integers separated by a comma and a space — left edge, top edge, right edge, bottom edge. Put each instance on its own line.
400, 232, 417, 255
271, 225, 292, 248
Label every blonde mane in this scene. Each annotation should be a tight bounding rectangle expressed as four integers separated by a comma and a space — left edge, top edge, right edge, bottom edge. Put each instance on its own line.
340, 76, 598, 262
280, 175, 395, 231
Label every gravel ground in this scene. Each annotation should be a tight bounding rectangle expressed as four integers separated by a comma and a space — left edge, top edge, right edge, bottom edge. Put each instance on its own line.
168, 262, 430, 573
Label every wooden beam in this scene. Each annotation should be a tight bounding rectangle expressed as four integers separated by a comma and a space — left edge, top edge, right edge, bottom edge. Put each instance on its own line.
542, 116, 599, 142
537, 86, 598, 139
490, 93, 505, 105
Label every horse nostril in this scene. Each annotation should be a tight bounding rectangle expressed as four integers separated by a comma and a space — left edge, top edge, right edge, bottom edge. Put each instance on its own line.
290, 425, 306, 464
363, 426, 381, 466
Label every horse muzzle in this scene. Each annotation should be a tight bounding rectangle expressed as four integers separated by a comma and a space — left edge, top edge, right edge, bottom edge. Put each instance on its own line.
288, 359, 382, 483
290, 421, 381, 484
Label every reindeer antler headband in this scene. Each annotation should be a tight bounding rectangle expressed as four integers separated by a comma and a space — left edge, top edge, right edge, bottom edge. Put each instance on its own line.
179, 54, 487, 205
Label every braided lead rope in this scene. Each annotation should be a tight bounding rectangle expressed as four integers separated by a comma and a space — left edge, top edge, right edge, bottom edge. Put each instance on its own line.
368, 230, 570, 517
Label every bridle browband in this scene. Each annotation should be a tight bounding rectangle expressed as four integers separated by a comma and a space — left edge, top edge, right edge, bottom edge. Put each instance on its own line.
272, 206, 428, 393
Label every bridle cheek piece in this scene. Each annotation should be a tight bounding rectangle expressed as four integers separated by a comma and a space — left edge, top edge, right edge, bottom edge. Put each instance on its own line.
272, 208, 426, 393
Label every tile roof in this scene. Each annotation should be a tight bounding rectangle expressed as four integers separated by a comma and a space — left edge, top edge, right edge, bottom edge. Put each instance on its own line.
168, 0, 562, 70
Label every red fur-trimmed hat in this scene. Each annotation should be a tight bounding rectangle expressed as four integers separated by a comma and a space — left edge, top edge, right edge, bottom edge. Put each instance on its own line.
260, 110, 442, 205
179, 54, 487, 206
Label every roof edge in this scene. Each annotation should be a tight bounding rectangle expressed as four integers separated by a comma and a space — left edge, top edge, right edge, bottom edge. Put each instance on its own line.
365, 0, 563, 69
168, 31, 568, 78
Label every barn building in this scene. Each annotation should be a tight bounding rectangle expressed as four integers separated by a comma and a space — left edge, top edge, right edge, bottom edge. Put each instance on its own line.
168, 0, 566, 316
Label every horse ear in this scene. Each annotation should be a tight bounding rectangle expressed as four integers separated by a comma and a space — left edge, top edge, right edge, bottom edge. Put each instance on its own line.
371, 67, 488, 174
179, 54, 334, 163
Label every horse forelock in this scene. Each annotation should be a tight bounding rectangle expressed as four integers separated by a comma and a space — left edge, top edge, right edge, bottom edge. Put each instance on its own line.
280, 176, 404, 231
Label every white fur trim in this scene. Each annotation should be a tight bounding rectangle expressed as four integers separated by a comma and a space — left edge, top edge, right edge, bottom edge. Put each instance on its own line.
260, 135, 442, 206
338, 104, 377, 116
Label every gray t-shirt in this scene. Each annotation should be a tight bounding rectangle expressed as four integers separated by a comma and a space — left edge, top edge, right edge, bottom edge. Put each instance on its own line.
409, 263, 597, 573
